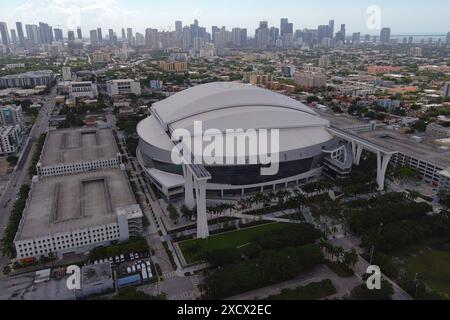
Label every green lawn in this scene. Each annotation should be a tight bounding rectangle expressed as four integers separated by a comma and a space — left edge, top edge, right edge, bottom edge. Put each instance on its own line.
405, 248, 450, 298
178, 223, 289, 264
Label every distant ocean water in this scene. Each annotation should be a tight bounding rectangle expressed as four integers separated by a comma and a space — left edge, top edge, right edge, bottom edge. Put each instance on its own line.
390, 34, 447, 43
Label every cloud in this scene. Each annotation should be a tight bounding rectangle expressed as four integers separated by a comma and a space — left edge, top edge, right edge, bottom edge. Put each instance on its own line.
13, 0, 136, 30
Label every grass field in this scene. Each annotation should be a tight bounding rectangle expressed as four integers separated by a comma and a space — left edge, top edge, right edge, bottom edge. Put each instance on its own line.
178, 223, 289, 264
404, 247, 450, 298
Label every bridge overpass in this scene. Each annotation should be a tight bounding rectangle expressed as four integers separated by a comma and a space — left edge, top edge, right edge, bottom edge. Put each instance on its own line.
328, 126, 398, 191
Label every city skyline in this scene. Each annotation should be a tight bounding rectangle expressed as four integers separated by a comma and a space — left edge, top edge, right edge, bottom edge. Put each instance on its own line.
0, 0, 450, 35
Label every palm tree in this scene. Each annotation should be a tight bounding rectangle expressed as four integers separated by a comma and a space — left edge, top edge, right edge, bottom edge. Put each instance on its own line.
343, 249, 359, 268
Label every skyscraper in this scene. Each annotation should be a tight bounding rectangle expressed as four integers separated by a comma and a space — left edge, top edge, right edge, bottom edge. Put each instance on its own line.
328, 20, 335, 38
280, 18, 293, 36
352, 32, 361, 44
68, 30, 75, 42
269, 27, 279, 45
77, 27, 83, 39
182, 26, 191, 50
446, 32, 450, 44
0, 22, 10, 46
126, 28, 133, 44
380, 27, 391, 44
256, 21, 269, 49
175, 21, 182, 36
121, 28, 126, 41
211, 26, 220, 44
38, 22, 53, 44
25, 24, 40, 45
318, 25, 331, 43
54, 28, 64, 42
240, 29, 248, 47
108, 29, 115, 43
97, 28, 103, 43
16, 22, 25, 47
10, 30, 18, 45
335, 24, 346, 42
90, 29, 99, 46
190, 19, 199, 41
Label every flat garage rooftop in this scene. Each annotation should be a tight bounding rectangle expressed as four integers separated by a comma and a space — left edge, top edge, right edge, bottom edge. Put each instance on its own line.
16, 169, 136, 240
40, 128, 119, 166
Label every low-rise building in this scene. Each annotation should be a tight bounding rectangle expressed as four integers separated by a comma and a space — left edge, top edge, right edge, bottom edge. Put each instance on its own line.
37, 128, 122, 177
294, 72, 327, 88
78, 262, 114, 298
14, 127, 143, 260
14, 169, 143, 259
92, 51, 112, 64
159, 61, 188, 72
69, 81, 98, 99
0, 70, 54, 88
106, 79, 141, 97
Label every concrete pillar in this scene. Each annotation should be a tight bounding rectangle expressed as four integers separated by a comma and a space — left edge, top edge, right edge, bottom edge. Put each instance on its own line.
194, 179, 209, 239
183, 165, 195, 210
355, 144, 364, 166
376, 152, 393, 191
351, 141, 357, 162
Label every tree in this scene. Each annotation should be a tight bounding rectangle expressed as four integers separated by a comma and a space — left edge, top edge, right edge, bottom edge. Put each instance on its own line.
307, 96, 320, 104
167, 204, 179, 223
6, 156, 18, 166
343, 249, 359, 268
348, 279, 394, 300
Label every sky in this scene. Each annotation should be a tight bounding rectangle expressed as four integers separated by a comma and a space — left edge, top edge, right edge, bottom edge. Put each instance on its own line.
0, 0, 449, 36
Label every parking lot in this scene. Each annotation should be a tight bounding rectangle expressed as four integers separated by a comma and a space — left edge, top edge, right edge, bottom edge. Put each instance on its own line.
92, 251, 156, 287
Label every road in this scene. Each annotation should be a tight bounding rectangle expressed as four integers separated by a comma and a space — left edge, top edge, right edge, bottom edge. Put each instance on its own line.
0, 89, 57, 273
226, 264, 362, 300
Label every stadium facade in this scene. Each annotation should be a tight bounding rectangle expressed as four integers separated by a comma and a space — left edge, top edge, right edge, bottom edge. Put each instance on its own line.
137, 82, 352, 205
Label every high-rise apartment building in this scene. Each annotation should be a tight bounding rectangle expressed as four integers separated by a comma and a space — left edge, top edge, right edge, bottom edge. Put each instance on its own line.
16, 22, 25, 47
77, 27, 83, 39
97, 28, 103, 43
90, 29, 99, 46
256, 21, 269, 49
329, 20, 335, 38
67, 30, 75, 42
380, 27, 391, 44
0, 22, 10, 46
54, 28, 64, 42
25, 24, 40, 44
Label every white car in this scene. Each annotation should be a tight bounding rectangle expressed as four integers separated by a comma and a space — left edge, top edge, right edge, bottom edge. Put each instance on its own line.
120, 254, 125, 262
131, 266, 136, 273
136, 264, 141, 271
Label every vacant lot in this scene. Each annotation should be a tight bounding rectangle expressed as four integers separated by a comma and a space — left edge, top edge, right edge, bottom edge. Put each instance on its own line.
178, 223, 289, 264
